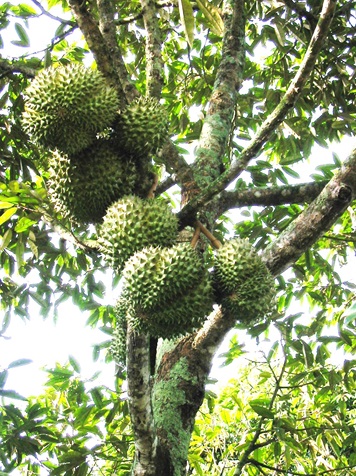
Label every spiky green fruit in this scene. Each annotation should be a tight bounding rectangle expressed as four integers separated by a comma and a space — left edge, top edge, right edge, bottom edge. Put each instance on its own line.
48, 139, 138, 224
22, 64, 119, 154
110, 294, 131, 369
98, 196, 178, 272
123, 243, 206, 312
114, 97, 169, 158
128, 273, 214, 338
214, 238, 276, 324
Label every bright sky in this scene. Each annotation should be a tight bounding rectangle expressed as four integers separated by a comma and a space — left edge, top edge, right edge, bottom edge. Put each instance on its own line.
1, 1, 356, 405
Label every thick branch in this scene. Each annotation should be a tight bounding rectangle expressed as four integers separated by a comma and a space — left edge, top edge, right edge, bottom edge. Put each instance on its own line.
262, 148, 356, 276
192, 147, 356, 363
156, 140, 195, 194
178, 0, 337, 226
96, 0, 137, 103
206, 181, 328, 218
140, 0, 164, 97
283, 0, 318, 29
68, 0, 122, 93
0, 59, 38, 79
191, 0, 246, 192
151, 147, 356, 476
126, 327, 157, 475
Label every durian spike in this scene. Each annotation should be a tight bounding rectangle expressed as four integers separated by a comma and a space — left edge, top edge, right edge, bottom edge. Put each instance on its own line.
196, 221, 222, 249
147, 174, 159, 198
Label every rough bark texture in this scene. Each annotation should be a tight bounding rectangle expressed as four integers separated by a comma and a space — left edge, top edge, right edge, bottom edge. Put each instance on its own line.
96, 0, 137, 102
126, 328, 157, 475
190, 0, 246, 195
140, 0, 165, 98
206, 181, 328, 217
68, 0, 125, 99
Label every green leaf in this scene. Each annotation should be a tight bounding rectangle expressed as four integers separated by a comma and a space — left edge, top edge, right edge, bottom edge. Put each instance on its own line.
274, 21, 285, 46
249, 403, 274, 419
90, 387, 104, 409
69, 355, 81, 373
301, 341, 314, 367
14, 216, 37, 233
178, 0, 194, 47
0, 370, 8, 388
11, 3, 38, 17
44, 48, 52, 68
12, 22, 30, 47
0, 201, 16, 209
16, 239, 25, 269
8, 358, 32, 369
0, 228, 13, 251
0, 389, 27, 401
196, 0, 224, 36
0, 206, 17, 225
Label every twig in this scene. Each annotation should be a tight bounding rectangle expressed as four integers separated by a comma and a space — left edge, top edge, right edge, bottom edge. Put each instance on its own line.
0, 58, 38, 79
196, 221, 222, 249
31, 0, 76, 25
190, 225, 201, 248
156, 140, 195, 192
147, 174, 159, 198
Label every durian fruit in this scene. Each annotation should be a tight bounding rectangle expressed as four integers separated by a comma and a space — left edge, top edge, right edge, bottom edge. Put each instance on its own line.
123, 243, 206, 312
214, 238, 276, 325
110, 294, 131, 370
98, 196, 178, 272
113, 97, 169, 158
47, 139, 138, 224
128, 273, 214, 339
22, 64, 119, 154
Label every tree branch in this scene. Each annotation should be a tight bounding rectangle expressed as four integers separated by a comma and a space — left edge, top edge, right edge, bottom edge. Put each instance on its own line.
282, 0, 318, 29
31, 0, 76, 25
177, 0, 337, 227
126, 326, 157, 475
262, 147, 356, 276
245, 459, 356, 476
156, 140, 195, 196
67, 0, 124, 95
154, 146, 356, 474
140, 0, 164, 97
191, 0, 246, 192
37, 204, 99, 254
206, 181, 328, 218
96, 0, 137, 103
190, 147, 356, 360
0, 58, 38, 79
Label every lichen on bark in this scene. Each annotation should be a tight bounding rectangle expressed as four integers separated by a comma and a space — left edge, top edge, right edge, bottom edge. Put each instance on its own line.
152, 357, 198, 476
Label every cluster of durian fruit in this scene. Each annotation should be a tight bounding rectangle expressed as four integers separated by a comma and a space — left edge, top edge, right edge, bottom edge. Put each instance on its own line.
22, 63, 166, 223
22, 64, 276, 369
